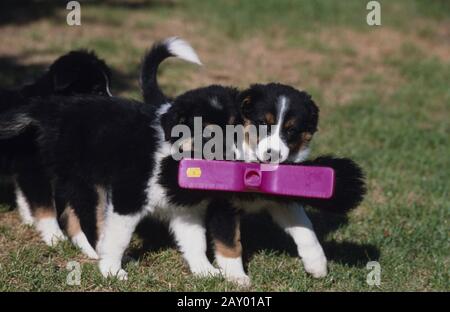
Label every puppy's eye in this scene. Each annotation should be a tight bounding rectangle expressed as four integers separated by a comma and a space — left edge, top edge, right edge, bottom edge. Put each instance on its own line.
286, 127, 297, 136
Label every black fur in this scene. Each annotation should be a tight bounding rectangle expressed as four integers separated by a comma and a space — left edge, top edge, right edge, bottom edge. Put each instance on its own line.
140, 40, 173, 105
1, 95, 159, 244
161, 85, 241, 142
0, 50, 112, 218
21, 50, 112, 97
206, 199, 241, 248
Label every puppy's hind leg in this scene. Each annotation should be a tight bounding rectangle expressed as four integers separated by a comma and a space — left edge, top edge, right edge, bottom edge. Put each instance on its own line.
59, 206, 99, 259
97, 182, 145, 280
267, 203, 327, 278
207, 200, 250, 287
16, 166, 65, 246
55, 180, 100, 258
169, 209, 220, 278
14, 181, 33, 226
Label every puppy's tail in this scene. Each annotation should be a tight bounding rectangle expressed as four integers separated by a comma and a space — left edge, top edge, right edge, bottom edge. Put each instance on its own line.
140, 37, 202, 105
299, 156, 367, 214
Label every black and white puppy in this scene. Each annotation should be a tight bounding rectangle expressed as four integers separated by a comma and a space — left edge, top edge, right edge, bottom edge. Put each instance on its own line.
157, 84, 323, 286
225, 84, 326, 282
144, 68, 364, 285
0, 38, 208, 280
0, 50, 112, 247
214, 84, 364, 284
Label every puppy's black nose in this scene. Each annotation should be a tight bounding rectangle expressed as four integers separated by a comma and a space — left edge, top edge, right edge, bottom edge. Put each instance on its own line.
263, 148, 281, 163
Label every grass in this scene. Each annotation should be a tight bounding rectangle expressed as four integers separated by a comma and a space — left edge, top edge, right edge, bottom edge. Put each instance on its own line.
0, 0, 449, 291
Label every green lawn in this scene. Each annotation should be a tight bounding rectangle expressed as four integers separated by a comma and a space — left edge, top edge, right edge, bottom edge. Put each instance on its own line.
0, 0, 448, 291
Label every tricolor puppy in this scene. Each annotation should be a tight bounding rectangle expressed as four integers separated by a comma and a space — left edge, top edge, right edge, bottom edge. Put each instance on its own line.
0, 38, 212, 281
239, 83, 319, 163
227, 83, 326, 282
0, 50, 112, 247
159, 83, 328, 286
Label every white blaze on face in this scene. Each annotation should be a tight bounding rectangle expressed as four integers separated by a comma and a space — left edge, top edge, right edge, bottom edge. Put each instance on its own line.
256, 96, 290, 163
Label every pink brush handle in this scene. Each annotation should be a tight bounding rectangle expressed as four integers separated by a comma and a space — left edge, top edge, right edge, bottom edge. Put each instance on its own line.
178, 159, 334, 199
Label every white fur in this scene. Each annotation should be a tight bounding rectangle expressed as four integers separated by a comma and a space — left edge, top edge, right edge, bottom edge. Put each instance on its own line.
215, 254, 250, 287
290, 146, 311, 163
268, 203, 327, 278
14, 183, 33, 225
169, 211, 219, 277
35, 217, 66, 246
145, 107, 174, 214
97, 209, 142, 280
143, 109, 219, 277
256, 96, 290, 163
72, 232, 99, 259
210, 97, 223, 110
165, 37, 202, 66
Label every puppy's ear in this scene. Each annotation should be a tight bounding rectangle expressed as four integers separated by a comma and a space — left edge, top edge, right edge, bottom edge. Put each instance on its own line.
238, 90, 255, 119
305, 94, 320, 133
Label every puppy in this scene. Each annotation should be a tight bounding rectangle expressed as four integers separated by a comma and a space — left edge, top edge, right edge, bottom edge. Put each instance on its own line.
238, 83, 319, 164
159, 83, 365, 286
155, 84, 327, 285
0, 50, 112, 247
0, 38, 209, 280
0, 42, 364, 285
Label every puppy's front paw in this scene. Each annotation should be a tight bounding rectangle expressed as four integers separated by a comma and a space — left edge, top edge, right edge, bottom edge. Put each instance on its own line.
36, 217, 66, 246
225, 274, 251, 287
115, 269, 129, 281
191, 263, 221, 278
302, 255, 328, 278
42, 228, 67, 247
99, 259, 127, 280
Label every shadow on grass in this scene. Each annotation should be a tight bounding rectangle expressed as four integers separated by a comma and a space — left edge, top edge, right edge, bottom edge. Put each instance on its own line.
240, 211, 379, 268
0, 56, 48, 88
0, 0, 176, 26
134, 209, 379, 269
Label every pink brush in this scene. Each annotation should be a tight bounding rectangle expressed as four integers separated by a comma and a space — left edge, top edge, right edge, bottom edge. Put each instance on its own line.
178, 159, 335, 199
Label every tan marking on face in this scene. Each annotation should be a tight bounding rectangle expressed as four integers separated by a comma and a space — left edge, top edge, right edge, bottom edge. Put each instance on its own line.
242, 96, 251, 106
214, 218, 242, 258
265, 113, 275, 125
34, 206, 56, 219
288, 132, 313, 153
60, 206, 81, 237
284, 118, 296, 129
96, 186, 107, 238
302, 132, 313, 142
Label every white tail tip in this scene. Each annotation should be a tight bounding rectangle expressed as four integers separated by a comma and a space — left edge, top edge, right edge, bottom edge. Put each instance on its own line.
165, 37, 202, 66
